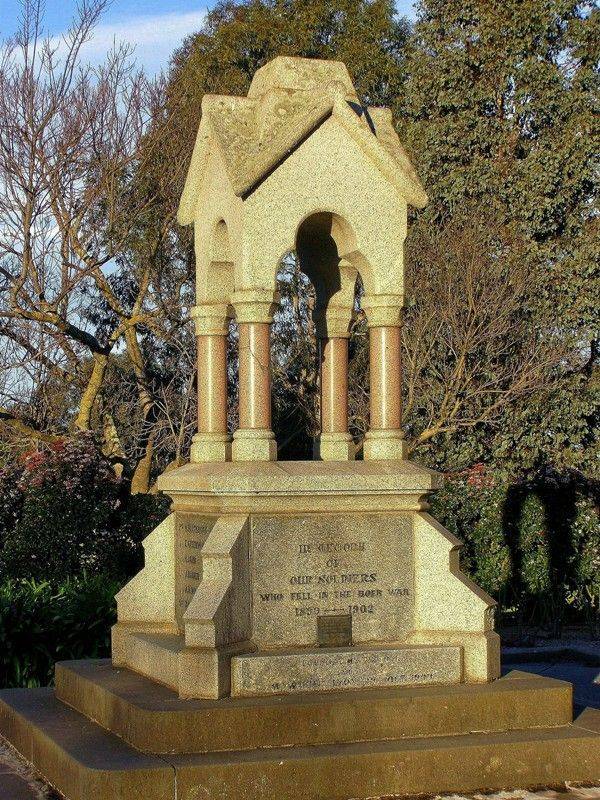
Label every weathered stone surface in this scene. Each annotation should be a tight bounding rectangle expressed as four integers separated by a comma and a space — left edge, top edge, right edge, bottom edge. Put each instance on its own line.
2, 670, 600, 800
250, 513, 414, 647
158, 459, 440, 514
231, 644, 462, 696
54, 660, 576, 754
0, 689, 173, 800
174, 513, 215, 627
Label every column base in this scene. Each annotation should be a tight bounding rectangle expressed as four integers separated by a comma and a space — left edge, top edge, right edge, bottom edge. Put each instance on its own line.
314, 432, 355, 461
363, 429, 407, 460
190, 433, 231, 463
232, 429, 277, 462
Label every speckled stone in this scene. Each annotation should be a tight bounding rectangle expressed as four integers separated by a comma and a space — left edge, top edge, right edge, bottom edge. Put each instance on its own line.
250, 513, 414, 648
231, 644, 462, 696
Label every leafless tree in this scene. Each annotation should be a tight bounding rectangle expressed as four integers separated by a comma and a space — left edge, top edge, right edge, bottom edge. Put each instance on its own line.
0, 0, 191, 489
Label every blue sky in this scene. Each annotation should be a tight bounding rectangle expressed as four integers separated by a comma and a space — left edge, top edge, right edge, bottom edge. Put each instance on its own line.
0, 0, 416, 74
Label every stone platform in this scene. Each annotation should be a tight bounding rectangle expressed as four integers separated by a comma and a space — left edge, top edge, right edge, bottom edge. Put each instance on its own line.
0, 660, 599, 800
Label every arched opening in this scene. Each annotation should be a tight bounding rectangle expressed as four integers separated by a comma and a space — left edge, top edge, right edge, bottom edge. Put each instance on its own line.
271, 250, 319, 460
267, 212, 366, 460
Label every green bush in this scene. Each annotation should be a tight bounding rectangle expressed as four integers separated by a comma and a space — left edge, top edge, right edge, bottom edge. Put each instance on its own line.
0, 575, 118, 688
0, 436, 119, 582
0, 434, 170, 584
429, 465, 512, 600
567, 491, 600, 631
429, 465, 600, 630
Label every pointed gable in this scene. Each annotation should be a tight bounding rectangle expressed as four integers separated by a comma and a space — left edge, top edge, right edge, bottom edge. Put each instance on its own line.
178, 56, 427, 225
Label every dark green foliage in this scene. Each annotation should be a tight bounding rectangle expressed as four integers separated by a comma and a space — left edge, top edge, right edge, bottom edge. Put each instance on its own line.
430, 466, 600, 630
0, 575, 118, 688
400, 0, 599, 475
429, 466, 512, 599
0, 434, 170, 584
567, 491, 600, 632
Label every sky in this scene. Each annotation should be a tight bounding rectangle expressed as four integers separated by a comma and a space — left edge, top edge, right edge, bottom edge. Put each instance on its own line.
0, 0, 417, 75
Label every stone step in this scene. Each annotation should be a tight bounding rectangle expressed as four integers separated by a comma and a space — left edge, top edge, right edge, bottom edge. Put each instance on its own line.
56, 659, 573, 754
0, 688, 173, 800
1, 685, 600, 800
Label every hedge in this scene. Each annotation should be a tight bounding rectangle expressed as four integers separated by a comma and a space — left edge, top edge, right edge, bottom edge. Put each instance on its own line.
0, 575, 118, 688
429, 465, 600, 633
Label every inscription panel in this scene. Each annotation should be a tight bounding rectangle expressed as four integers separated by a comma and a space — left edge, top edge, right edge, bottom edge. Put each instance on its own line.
251, 514, 414, 647
174, 513, 216, 629
231, 645, 462, 697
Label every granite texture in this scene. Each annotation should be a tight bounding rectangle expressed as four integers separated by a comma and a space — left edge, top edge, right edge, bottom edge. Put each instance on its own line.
250, 513, 414, 648
113, 461, 499, 697
177, 56, 428, 461
1, 681, 600, 800
230, 644, 462, 696
54, 660, 575, 754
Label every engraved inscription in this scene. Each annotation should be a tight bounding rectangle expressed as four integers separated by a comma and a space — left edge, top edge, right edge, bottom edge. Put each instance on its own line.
251, 514, 414, 646
232, 645, 462, 697
174, 514, 215, 628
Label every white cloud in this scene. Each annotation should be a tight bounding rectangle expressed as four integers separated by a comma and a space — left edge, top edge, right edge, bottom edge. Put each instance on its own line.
51, 9, 207, 74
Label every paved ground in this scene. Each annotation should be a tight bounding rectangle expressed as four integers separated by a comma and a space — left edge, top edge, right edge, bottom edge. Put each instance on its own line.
0, 737, 57, 799
0, 652, 597, 800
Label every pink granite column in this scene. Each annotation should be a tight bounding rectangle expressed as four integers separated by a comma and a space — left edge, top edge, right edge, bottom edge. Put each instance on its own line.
232, 291, 278, 461
190, 304, 231, 463
363, 298, 406, 460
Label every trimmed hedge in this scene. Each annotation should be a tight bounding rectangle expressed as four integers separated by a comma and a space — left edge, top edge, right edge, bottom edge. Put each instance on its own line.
429, 465, 600, 632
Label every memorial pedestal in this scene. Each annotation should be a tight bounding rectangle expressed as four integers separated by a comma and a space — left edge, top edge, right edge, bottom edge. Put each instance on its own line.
1, 459, 598, 799
111, 460, 501, 697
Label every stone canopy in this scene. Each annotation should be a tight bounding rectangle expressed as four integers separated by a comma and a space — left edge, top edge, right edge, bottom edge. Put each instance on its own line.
177, 56, 429, 464
177, 55, 426, 319
178, 56, 427, 214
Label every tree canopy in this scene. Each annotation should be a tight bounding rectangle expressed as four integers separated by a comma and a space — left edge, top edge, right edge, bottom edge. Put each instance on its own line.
0, 0, 597, 485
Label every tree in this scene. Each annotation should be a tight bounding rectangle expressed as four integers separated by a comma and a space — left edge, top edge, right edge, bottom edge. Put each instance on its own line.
0, 0, 191, 490
400, 0, 599, 475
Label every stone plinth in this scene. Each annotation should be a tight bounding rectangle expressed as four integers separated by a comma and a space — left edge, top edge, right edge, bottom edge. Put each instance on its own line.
112, 460, 499, 699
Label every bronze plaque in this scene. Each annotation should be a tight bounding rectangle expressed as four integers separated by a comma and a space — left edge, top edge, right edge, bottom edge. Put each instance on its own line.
317, 614, 352, 647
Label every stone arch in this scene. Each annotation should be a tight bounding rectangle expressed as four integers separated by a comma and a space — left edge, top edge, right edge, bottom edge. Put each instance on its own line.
295, 212, 366, 338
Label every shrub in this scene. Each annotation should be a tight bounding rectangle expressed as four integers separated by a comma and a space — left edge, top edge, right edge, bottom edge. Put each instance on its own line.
429, 465, 512, 600
0, 434, 170, 584
0, 435, 120, 582
0, 575, 118, 688
430, 465, 600, 630
567, 491, 600, 631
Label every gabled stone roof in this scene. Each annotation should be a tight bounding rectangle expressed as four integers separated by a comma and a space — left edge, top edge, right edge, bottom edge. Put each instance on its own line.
178, 57, 427, 225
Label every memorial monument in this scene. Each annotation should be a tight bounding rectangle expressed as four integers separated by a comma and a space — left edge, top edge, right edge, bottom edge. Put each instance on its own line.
0, 56, 598, 800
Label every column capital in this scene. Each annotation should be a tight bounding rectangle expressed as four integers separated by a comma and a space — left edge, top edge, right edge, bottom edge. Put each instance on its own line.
362, 294, 405, 328
191, 303, 231, 336
231, 289, 280, 324
313, 304, 354, 339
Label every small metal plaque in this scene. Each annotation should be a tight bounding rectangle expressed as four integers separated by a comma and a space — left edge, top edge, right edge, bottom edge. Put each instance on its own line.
317, 614, 352, 648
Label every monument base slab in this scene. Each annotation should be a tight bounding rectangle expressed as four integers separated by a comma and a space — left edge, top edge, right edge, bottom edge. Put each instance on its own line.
0, 661, 599, 800
230, 643, 463, 696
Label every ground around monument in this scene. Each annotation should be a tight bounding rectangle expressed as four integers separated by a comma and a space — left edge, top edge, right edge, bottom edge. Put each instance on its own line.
0, 643, 597, 800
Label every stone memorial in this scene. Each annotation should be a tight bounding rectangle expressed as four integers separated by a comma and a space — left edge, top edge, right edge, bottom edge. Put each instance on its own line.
0, 56, 598, 800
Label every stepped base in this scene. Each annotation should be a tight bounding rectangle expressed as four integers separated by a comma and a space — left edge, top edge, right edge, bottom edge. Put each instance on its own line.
0, 661, 599, 800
